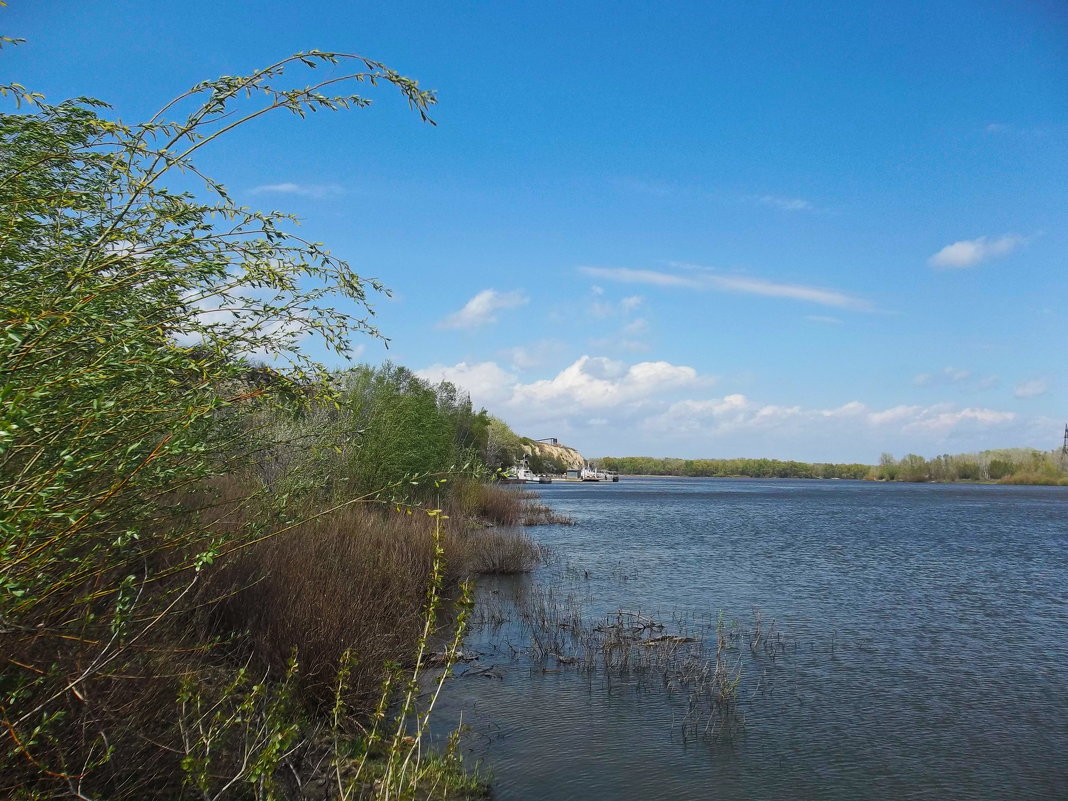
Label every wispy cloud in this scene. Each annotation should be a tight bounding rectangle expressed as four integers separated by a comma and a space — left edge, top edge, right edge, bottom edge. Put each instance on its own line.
438, 289, 528, 330
914, 367, 971, 387
710, 274, 869, 309
499, 339, 569, 371
580, 265, 872, 311
928, 234, 1025, 269
913, 367, 999, 392
805, 315, 843, 325
250, 182, 345, 199
581, 266, 701, 288
590, 291, 644, 319
1014, 377, 1049, 399
753, 194, 815, 212
984, 122, 1049, 137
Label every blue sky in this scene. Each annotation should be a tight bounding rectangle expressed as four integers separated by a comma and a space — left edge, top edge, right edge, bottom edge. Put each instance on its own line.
7, 1, 1066, 461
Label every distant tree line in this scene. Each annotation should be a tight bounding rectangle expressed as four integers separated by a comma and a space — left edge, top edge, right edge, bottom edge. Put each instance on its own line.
598, 456, 871, 479
599, 449, 1068, 485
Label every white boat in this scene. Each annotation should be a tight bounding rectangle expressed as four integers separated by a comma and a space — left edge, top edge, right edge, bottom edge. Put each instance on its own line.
504, 457, 546, 483
580, 462, 618, 482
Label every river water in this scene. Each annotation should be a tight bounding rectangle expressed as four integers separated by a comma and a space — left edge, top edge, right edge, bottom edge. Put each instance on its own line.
434, 477, 1068, 800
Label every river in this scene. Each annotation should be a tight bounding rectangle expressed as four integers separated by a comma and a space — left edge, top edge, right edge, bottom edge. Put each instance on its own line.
433, 477, 1068, 800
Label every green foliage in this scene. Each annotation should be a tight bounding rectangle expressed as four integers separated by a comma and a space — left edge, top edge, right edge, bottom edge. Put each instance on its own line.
0, 52, 484, 799
249, 363, 497, 506
338, 364, 478, 499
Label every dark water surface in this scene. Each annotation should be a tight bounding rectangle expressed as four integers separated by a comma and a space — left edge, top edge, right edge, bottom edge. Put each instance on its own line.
435, 478, 1068, 800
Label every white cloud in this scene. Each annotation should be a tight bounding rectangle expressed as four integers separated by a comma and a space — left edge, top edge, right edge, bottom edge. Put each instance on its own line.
511, 356, 701, 409
415, 361, 517, 405
250, 182, 345, 199
867, 405, 921, 425
900, 406, 1016, 432
418, 354, 707, 415
1014, 378, 1049, 399
805, 315, 843, 324
438, 289, 528, 330
928, 234, 1025, 269
580, 265, 871, 311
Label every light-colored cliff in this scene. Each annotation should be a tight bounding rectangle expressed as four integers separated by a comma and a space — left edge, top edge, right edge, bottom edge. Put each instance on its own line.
522, 440, 586, 470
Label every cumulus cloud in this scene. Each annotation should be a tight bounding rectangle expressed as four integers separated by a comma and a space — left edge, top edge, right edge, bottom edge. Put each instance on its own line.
928, 234, 1025, 269
417, 355, 707, 415
250, 182, 345, 199
1014, 378, 1049, 399
438, 289, 528, 330
580, 265, 871, 311
511, 356, 700, 409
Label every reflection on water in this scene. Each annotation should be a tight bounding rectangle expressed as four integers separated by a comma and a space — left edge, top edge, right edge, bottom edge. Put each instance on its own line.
433, 478, 1068, 800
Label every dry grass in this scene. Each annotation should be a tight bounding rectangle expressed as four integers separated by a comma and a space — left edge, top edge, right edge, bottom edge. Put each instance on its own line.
450, 527, 547, 575
201, 503, 443, 708
197, 476, 552, 710
447, 479, 526, 525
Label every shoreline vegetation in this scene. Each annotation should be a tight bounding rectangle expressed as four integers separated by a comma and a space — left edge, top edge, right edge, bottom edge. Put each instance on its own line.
1, 56, 556, 800
599, 449, 1068, 486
